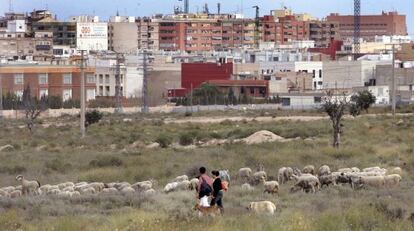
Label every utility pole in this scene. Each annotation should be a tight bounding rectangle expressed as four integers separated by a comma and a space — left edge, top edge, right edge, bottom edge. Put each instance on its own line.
392, 44, 396, 118
141, 50, 149, 113
80, 50, 86, 138
115, 53, 123, 113
0, 73, 3, 119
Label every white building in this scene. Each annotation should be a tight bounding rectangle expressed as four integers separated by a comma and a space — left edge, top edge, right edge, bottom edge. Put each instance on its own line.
76, 22, 108, 51
7, 20, 26, 33
260, 61, 324, 90
374, 35, 411, 44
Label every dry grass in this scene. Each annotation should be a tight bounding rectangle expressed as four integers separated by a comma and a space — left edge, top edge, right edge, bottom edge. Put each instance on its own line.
0, 111, 414, 230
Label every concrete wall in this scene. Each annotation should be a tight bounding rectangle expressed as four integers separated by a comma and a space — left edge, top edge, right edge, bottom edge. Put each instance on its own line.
108, 22, 138, 53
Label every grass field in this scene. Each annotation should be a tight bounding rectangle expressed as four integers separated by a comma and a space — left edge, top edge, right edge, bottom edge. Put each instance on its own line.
0, 110, 413, 230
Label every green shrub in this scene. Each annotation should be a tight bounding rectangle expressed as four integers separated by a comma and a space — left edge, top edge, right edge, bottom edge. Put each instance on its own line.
85, 110, 104, 128
44, 158, 72, 173
155, 135, 172, 148
89, 156, 123, 168
179, 133, 193, 146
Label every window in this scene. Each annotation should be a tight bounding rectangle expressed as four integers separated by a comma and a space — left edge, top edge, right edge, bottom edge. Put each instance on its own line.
87, 89, 96, 101
105, 74, 110, 84
99, 74, 103, 84
14, 73, 24, 85
314, 97, 322, 103
39, 89, 48, 97
87, 74, 96, 84
62, 89, 72, 101
319, 70, 322, 78
38, 73, 48, 84
63, 73, 72, 84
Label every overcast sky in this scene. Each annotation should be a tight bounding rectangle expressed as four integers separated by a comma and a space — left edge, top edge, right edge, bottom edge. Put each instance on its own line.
0, 0, 412, 34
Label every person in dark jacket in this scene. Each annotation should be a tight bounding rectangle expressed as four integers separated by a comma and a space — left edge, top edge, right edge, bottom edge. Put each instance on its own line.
210, 170, 224, 212
197, 167, 213, 199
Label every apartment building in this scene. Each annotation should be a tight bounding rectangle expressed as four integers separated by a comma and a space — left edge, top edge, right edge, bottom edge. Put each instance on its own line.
0, 65, 96, 101
327, 11, 407, 42
262, 15, 307, 44
307, 20, 340, 48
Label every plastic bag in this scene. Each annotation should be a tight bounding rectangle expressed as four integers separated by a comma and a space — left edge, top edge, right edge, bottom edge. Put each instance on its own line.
199, 196, 210, 207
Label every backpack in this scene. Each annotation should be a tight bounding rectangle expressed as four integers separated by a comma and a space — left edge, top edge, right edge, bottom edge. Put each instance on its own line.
221, 181, 229, 192
200, 178, 212, 195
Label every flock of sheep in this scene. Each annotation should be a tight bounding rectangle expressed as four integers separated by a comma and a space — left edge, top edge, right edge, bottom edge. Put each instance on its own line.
0, 165, 403, 216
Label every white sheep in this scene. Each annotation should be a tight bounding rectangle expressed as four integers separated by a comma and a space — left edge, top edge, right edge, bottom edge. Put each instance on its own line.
318, 165, 331, 176
390, 167, 402, 175
351, 167, 360, 173
120, 187, 135, 194
164, 182, 179, 193
88, 182, 105, 193
58, 182, 75, 190
278, 167, 294, 185
132, 181, 153, 192
303, 165, 315, 175
174, 175, 189, 182
238, 167, 252, 179
291, 175, 320, 193
0, 189, 9, 197
47, 189, 61, 195
384, 174, 402, 188
62, 186, 74, 192
9, 190, 22, 198
247, 201, 277, 215
251, 171, 267, 185
16, 175, 41, 195
102, 188, 119, 194
0, 186, 15, 193
357, 176, 385, 188
144, 189, 156, 194
189, 178, 199, 191
80, 187, 96, 195
114, 182, 131, 190
337, 168, 353, 173
75, 182, 88, 187
263, 181, 279, 195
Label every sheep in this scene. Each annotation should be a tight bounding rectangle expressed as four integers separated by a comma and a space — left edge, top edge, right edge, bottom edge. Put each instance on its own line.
247, 201, 277, 215
132, 180, 155, 192
263, 181, 279, 195
114, 182, 131, 190
355, 176, 385, 189
80, 187, 96, 195
291, 175, 320, 193
338, 168, 353, 173
351, 167, 360, 173
219, 170, 231, 183
0, 189, 9, 197
176, 180, 191, 191
390, 167, 402, 175
319, 174, 336, 188
47, 189, 61, 195
58, 182, 75, 190
121, 187, 135, 194
292, 167, 302, 176
278, 167, 294, 185
174, 175, 189, 182
39, 184, 52, 194
303, 165, 315, 175
189, 178, 199, 191
144, 189, 156, 194
318, 165, 331, 176
238, 167, 252, 179
363, 167, 381, 172
62, 186, 74, 192
241, 183, 254, 191
384, 174, 402, 188
0, 186, 15, 193
102, 188, 119, 194
250, 171, 267, 185
88, 182, 105, 193
75, 182, 88, 187
164, 182, 179, 193
9, 190, 22, 198
16, 175, 41, 195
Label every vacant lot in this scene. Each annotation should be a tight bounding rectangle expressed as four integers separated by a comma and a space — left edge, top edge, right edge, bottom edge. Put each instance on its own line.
0, 111, 413, 230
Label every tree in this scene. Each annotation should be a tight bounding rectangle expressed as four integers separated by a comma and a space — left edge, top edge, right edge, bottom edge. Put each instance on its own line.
350, 90, 376, 116
21, 86, 47, 132
85, 110, 103, 128
321, 91, 350, 148
188, 83, 224, 106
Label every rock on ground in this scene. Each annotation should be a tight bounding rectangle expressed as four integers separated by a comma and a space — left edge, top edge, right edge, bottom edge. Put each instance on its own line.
239, 130, 285, 145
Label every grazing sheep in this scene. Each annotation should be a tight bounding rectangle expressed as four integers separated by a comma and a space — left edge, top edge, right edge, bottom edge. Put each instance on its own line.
70, 191, 81, 197
88, 182, 105, 193
132, 181, 153, 192
238, 168, 252, 179
9, 190, 22, 198
75, 182, 88, 187
263, 181, 279, 195
164, 182, 179, 193
247, 201, 277, 215
363, 167, 381, 172
390, 167, 402, 175
351, 167, 360, 173
80, 187, 96, 195
278, 167, 294, 185
0, 186, 15, 193
219, 170, 231, 183
338, 168, 353, 173
384, 174, 402, 188
16, 175, 41, 195
102, 188, 118, 194
47, 189, 61, 195
356, 176, 385, 189
189, 178, 199, 191
120, 187, 135, 194
62, 186, 74, 192
251, 171, 267, 185
114, 182, 131, 191
291, 175, 320, 193
303, 165, 315, 175
292, 167, 302, 177
176, 180, 191, 191
241, 183, 254, 191
144, 189, 156, 194
318, 165, 331, 176
58, 182, 75, 190
174, 175, 189, 182
319, 175, 336, 188
0, 189, 9, 197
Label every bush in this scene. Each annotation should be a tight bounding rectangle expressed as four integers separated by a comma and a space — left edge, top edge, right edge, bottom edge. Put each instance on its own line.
89, 156, 123, 168
62, 99, 80, 109
0, 165, 27, 174
88, 98, 117, 108
44, 159, 72, 173
179, 133, 194, 146
85, 110, 104, 128
155, 135, 172, 148
48, 96, 63, 109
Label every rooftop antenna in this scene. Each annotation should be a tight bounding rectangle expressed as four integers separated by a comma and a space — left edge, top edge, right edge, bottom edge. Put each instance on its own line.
217, 3, 221, 14
9, 0, 13, 12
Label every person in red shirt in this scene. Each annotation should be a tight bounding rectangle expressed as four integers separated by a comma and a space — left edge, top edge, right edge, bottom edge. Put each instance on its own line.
197, 167, 213, 199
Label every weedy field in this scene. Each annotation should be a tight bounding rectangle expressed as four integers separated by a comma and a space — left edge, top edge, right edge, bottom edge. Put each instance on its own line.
0, 110, 414, 231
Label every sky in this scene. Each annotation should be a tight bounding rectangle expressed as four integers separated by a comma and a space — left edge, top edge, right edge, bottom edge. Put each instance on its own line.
0, 0, 413, 34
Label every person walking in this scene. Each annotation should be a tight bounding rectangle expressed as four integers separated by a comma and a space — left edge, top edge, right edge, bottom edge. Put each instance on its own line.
197, 167, 213, 206
210, 170, 224, 213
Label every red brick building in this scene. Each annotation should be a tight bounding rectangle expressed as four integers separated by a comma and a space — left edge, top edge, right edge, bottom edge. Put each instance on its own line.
262, 15, 307, 44
327, 11, 407, 42
0, 65, 96, 101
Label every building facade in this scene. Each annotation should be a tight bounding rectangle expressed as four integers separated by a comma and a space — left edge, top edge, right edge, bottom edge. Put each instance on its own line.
0, 65, 96, 101
327, 11, 407, 42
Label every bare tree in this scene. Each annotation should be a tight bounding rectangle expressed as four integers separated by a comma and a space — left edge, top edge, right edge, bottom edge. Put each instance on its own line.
321, 91, 350, 148
22, 86, 47, 132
